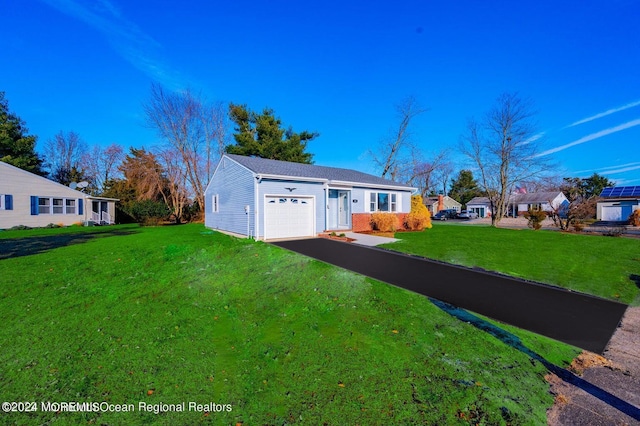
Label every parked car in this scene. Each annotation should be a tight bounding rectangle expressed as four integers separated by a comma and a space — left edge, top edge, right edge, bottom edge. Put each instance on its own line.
433, 209, 458, 220
456, 210, 479, 219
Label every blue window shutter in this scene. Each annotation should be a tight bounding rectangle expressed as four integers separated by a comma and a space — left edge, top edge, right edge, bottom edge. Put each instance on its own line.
5, 195, 12, 210
30, 196, 39, 215
78, 199, 83, 215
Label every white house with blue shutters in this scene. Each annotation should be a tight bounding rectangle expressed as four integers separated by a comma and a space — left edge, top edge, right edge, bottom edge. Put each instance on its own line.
0, 160, 118, 229
204, 154, 416, 240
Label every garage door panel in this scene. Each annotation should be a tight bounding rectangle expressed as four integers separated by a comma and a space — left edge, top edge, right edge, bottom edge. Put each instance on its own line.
602, 206, 622, 221
265, 196, 315, 239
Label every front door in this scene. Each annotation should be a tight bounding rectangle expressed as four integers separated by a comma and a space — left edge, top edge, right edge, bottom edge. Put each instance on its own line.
338, 191, 350, 226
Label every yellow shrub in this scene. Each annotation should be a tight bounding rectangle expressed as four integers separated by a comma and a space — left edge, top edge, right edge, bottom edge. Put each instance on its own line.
404, 195, 432, 231
630, 209, 640, 227
371, 212, 399, 232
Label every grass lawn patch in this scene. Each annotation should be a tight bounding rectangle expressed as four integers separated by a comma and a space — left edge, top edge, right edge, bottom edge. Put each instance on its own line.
385, 223, 640, 305
0, 224, 578, 424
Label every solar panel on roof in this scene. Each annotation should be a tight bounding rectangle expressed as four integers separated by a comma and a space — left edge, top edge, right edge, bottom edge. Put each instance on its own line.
600, 186, 640, 198
600, 187, 614, 197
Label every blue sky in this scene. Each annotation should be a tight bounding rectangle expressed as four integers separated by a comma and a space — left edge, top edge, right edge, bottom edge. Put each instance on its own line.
3, 0, 640, 185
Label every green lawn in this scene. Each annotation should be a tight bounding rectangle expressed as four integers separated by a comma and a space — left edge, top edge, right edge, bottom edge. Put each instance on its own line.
385, 223, 640, 305
0, 224, 579, 424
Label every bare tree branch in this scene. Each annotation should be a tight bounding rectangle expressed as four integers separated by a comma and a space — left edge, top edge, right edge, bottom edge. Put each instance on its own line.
370, 96, 428, 181
460, 93, 550, 226
143, 83, 227, 212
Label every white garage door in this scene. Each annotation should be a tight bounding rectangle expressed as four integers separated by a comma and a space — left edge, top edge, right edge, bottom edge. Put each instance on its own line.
602, 206, 622, 221
264, 196, 315, 239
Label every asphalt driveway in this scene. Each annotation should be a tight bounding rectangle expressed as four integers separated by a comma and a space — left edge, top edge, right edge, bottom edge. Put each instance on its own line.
272, 238, 628, 354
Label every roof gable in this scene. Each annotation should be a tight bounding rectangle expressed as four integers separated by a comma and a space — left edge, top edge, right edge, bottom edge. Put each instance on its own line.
224, 154, 413, 189
0, 160, 86, 196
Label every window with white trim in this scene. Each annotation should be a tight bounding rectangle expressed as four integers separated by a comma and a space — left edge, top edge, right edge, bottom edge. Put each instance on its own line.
65, 199, 76, 214
52, 198, 64, 214
37, 197, 79, 215
39, 198, 51, 214
369, 192, 399, 212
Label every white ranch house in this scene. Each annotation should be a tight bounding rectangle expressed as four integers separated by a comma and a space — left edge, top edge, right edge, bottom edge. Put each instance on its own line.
0, 160, 117, 229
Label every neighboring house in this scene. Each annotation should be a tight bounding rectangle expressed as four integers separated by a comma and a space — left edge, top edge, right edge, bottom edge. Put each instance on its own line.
465, 192, 569, 218
424, 195, 461, 215
466, 197, 492, 218
508, 191, 569, 216
0, 160, 118, 229
204, 154, 416, 240
596, 186, 640, 222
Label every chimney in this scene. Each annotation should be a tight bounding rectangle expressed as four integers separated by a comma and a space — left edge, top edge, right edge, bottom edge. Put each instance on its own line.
437, 195, 445, 212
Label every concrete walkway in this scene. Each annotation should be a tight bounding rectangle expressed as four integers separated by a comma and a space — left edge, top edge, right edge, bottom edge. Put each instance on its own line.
343, 232, 399, 246
548, 306, 640, 424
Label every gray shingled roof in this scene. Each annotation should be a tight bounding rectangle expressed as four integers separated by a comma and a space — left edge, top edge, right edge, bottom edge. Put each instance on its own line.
515, 192, 562, 203
467, 192, 563, 206
226, 154, 412, 188
467, 196, 491, 205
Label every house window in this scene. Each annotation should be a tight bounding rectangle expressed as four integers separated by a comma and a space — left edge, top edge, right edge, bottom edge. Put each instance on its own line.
369, 192, 399, 212
38, 198, 51, 214
212, 194, 219, 213
66, 199, 76, 214
53, 198, 64, 214
37, 197, 78, 215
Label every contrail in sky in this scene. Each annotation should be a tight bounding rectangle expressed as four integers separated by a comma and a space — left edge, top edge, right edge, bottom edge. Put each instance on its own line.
40, 0, 184, 89
537, 118, 640, 157
573, 162, 640, 175
567, 99, 640, 128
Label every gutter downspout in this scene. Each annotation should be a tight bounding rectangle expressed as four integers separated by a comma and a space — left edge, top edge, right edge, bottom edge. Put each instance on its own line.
255, 174, 261, 240
323, 183, 329, 232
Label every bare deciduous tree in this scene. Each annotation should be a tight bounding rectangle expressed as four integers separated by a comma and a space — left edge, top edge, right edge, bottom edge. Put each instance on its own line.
156, 147, 189, 222
406, 149, 451, 197
144, 83, 227, 212
44, 130, 87, 183
461, 92, 549, 226
81, 143, 125, 194
371, 96, 427, 181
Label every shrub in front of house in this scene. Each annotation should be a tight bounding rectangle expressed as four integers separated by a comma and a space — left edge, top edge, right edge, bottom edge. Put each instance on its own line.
572, 221, 585, 232
404, 195, 432, 231
126, 200, 170, 226
629, 210, 640, 227
370, 212, 400, 232
524, 207, 546, 230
